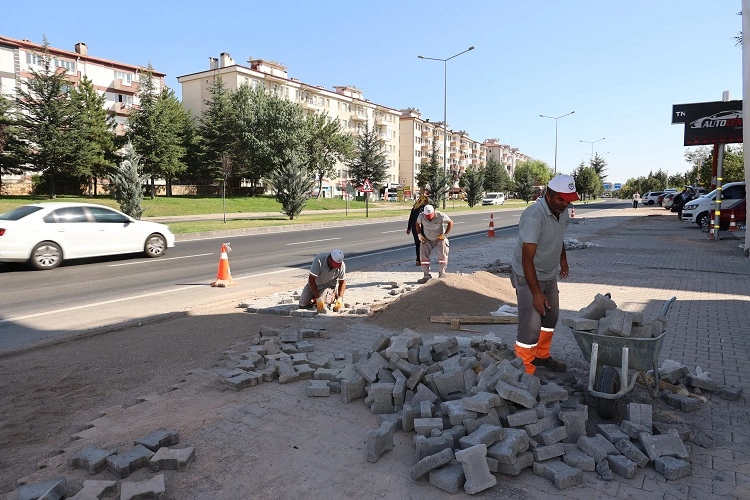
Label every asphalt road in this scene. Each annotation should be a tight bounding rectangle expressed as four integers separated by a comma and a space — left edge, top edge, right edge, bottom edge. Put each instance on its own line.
0, 202, 618, 351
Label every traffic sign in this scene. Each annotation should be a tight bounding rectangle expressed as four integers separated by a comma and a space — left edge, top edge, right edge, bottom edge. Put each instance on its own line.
361, 179, 373, 192
614, 183, 621, 190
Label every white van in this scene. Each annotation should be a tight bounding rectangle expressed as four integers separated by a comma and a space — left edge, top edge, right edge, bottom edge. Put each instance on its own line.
681, 181, 746, 226
482, 192, 505, 206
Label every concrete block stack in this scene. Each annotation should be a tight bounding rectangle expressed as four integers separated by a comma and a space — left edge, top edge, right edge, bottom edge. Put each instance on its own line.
561, 293, 660, 339
15, 428, 195, 499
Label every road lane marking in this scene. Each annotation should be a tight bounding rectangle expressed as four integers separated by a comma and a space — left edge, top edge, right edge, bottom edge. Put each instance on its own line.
0, 268, 292, 324
286, 237, 341, 246
108, 253, 213, 267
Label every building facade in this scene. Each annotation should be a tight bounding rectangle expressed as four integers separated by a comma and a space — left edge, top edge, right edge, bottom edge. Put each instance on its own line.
0, 35, 165, 193
178, 53, 401, 198
399, 108, 488, 198
482, 138, 529, 179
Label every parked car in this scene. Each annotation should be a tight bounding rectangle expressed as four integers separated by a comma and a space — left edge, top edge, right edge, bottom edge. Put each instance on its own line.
0, 203, 176, 270
681, 181, 746, 227
386, 192, 398, 201
662, 192, 677, 209
641, 191, 665, 205
482, 192, 505, 206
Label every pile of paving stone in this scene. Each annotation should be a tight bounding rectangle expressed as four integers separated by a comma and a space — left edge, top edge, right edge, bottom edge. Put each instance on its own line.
13, 429, 194, 500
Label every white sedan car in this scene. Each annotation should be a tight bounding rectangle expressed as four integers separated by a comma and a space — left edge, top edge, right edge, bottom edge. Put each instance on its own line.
0, 202, 176, 270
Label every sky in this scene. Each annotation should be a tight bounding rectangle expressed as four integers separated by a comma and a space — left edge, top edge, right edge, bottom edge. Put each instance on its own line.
2, 1, 744, 184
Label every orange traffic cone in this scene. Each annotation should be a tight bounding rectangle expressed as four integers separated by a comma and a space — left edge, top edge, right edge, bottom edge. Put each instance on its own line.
570, 206, 576, 218
708, 225, 715, 240
729, 211, 737, 232
488, 214, 495, 237
211, 243, 236, 287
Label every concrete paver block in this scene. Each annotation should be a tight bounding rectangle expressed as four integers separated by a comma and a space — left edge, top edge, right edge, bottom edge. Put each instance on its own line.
433, 370, 466, 399
429, 463, 465, 494
68, 479, 118, 500
106, 444, 155, 479
639, 429, 689, 461
120, 473, 165, 500
561, 316, 599, 331
134, 428, 179, 452
532, 442, 565, 461
620, 419, 651, 439
459, 423, 504, 449
614, 439, 649, 468
506, 408, 539, 428
495, 380, 536, 408
596, 458, 613, 481
665, 392, 702, 412
356, 352, 388, 383
409, 448, 455, 480
562, 443, 596, 471
577, 434, 619, 463
626, 402, 653, 429
149, 446, 196, 471
16, 477, 68, 500
652, 421, 693, 441
533, 458, 584, 490
597, 308, 633, 337
440, 400, 477, 426
539, 425, 568, 446
606, 454, 637, 478
339, 374, 366, 403
559, 409, 587, 444
719, 385, 743, 401
496, 450, 534, 476
414, 434, 453, 461
413, 417, 444, 437
462, 391, 502, 413
684, 373, 718, 392
455, 444, 497, 494
366, 421, 394, 463
524, 416, 557, 437
597, 423, 630, 444
578, 293, 617, 320
68, 445, 117, 474
655, 456, 691, 480
537, 382, 568, 404
486, 428, 529, 464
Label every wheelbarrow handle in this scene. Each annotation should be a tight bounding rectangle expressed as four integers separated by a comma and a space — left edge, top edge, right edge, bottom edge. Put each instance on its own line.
661, 297, 677, 317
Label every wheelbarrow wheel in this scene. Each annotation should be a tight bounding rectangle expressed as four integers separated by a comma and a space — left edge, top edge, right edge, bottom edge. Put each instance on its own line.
595, 366, 621, 419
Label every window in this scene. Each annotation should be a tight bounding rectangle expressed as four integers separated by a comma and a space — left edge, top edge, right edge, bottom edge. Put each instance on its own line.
54, 58, 76, 73
47, 207, 88, 223
115, 71, 133, 85
26, 52, 44, 66
89, 206, 129, 223
117, 94, 133, 106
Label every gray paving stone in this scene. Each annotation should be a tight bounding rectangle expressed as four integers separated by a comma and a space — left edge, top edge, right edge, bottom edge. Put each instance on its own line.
409, 448, 454, 480
365, 421, 394, 463
597, 423, 631, 443
120, 474, 165, 500
106, 445, 154, 479
577, 434, 619, 463
455, 444, 497, 494
68, 479, 118, 500
458, 423, 504, 449
665, 392, 702, 412
149, 446, 196, 471
486, 428, 529, 464
533, 458, 584, 490
626, 402, 653, 429
615, 439, 649, 467
532, 442, 565, 461
429, 463, 465, 494
607, 454, 637, 478
655, 456, 691, 480
68, 445, 117, 474
16, 477, 68, 500
562, 443, 596, 471
639, 429, 689, 461
506, 408, 538, 428
414, 433, 453, 461
496, 450, 534, 476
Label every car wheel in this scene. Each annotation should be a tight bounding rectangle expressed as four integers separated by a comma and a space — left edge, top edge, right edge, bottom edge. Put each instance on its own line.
697, 212, 711, 228
647, 200, 654, 205
30, 241, 62, 270
144, 233, 167, 258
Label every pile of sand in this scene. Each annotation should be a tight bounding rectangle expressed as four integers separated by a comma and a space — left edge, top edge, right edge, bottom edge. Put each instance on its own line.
371, 270, 518, 331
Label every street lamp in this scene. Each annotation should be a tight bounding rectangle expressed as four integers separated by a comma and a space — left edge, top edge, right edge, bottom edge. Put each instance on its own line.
418, 46, 475, 209
580, 137, 606, 160
539, 111, 575, 175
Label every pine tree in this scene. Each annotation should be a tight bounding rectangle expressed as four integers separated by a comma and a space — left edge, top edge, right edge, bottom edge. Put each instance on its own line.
346, 121, 388, 203
304, 112, 353, 198
109, 142, 145, 219
0, 94, 26, 193
269, 152, 315, 220
459, 166, 485, 207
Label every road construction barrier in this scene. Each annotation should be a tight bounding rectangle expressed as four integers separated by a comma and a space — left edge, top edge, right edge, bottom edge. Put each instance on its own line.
211, 242, 236, 287
488, 214, 495, 237
729, 211, 737, 232
570, 206, 575, 218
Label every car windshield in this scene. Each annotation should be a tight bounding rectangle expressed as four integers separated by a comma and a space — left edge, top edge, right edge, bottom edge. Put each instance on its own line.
0, 205, 44, 221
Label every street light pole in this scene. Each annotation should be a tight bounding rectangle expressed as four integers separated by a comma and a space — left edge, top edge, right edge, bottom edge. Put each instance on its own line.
419, 46, 475, 209
580, 137, 606, 162
539, 111, 575, 174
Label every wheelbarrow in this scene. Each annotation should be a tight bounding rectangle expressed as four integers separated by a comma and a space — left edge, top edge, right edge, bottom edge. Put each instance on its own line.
570, 296, 676, 419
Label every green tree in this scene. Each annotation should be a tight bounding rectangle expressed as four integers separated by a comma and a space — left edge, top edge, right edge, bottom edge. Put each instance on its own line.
572, 166, 601, 200
304, 112, 354, 198
14, 37, 84, 198
589, 153, 608, 180
196, 77, 235, 185
483, 156, 512, 193
109, 142, 145, 219
417, 141, 449, 208
0, 94, 26, 192
514, 159, 553, 187
69, 76, 116, 196
128, 66, 189, 198
459, 166, 485, 207
346, 121, 388, 204
268, 151, 315, 220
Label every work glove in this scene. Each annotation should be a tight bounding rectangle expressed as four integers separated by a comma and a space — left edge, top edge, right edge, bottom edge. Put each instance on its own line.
316, 297, 326, 312
418, 235, 427, 243
333, 299, 343, 312
437, 234, 445, 240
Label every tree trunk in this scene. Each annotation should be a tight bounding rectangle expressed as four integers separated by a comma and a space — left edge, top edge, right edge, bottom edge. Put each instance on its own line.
150, 176, 155, 199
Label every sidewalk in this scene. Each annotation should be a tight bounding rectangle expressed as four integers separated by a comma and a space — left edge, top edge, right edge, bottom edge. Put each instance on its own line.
4, 205, 749, 499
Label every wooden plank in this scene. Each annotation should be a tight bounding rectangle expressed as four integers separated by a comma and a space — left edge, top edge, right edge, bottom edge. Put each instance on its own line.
429, 315, 518, 325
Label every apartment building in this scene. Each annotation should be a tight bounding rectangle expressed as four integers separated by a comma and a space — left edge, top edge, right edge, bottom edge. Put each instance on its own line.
177, 53, 401, 198
399, 108, 487, 198
482, 138, 529, 179
0, 35, 165, 193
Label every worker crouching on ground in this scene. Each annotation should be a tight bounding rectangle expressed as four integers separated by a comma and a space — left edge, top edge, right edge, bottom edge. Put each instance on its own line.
415, 204, 454, 284
511, 175, 579, 374
299, 249, 346, 311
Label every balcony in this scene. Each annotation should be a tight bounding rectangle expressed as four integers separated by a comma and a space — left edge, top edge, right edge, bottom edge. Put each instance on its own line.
421, 157, 430, 164
113, 78, 135, 91
375, 115, 388, 126
300, 99, 321, 110
350, 113, 367, 122
110, 102, 132, 114
421, 143, 430, 151
450, 141, 458, 147
450, 152, 458, 158
421, 129, 432, 137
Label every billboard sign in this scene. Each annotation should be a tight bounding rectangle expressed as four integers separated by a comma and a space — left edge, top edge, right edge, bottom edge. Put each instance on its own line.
682, 100, 743, 146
